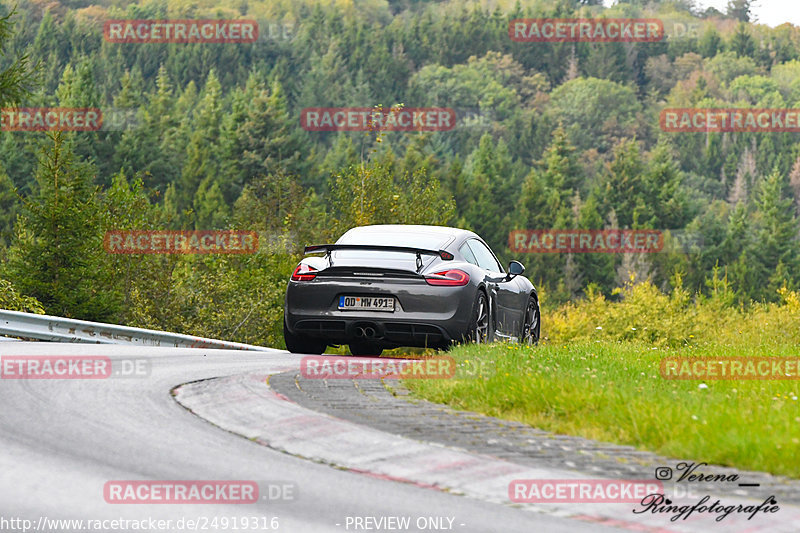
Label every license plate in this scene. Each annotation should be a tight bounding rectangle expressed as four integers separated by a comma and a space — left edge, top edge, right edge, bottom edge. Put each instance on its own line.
338, 296, 395, 312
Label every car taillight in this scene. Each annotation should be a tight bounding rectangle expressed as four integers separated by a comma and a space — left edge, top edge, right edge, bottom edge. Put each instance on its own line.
425, 269, 469, 286
291, 264, 317, 281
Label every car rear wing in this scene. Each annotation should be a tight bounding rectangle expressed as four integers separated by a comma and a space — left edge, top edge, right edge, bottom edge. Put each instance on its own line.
304, 244, 453, 272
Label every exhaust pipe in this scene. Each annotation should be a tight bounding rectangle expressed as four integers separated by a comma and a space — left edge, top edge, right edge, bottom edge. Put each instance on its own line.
354, 327, 365, 338
363, 327, 376, 338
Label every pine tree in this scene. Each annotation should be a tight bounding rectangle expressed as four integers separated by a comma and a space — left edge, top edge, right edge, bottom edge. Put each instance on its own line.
641, 144, 691, 229
575, 192, 616, 294
56, 57, 102, 172
193, 176, 230, 230
788, 156, 800, 215
4, 133, 119, 320
179, 70, 223, 211
224, 80, 310, 200
0, 8, 36, 106
320, 134, 359, 177
727, 0, 754, 22
729, 22, 756, 58
599, 139, 646, 228
462, 134, 510, 249
751, 169, 800, 300
539, 125, 582, 203
699, 27, 723, 58
0, 163, 17, 247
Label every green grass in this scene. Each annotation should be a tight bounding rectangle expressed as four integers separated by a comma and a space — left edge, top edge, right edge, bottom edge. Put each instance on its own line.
405, 340, 800, 478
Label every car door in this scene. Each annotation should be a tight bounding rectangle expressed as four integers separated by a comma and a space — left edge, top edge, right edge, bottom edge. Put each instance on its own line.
465, 239, 522, 336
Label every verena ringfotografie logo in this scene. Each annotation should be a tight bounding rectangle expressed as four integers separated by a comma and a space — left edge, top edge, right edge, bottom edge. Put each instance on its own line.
104, 230, 258, 255
661, 108, 800, 133
661, 357, 800, 380
509, 230, 664, 254
509, 479, 663, 503
1, 356, 149, 379
104, 481, 258, 504
1, 108, 102, 131
300, 108, 456, 132
509, 18, 664, 42
300, 356, 455, 379
103, 20, 258, 43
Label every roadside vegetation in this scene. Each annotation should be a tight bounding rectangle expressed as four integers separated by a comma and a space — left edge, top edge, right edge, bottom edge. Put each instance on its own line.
406, 277, 800, 478
2, 0, 799, 475
3, 0, 800, 343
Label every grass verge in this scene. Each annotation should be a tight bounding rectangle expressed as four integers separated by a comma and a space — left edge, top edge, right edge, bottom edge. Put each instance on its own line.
405, 340, 800, 478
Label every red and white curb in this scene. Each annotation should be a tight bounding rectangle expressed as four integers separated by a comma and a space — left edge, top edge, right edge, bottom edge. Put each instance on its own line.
173, 372, 799, 533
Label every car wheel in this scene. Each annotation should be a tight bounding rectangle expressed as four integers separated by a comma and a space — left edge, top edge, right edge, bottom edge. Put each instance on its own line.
349, 342, 383, 356
283, 318, 327, 354
467, 290, 493, 344
521, 296, 540, 345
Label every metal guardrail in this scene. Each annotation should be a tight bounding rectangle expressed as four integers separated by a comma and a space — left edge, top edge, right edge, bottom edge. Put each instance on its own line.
0, 309, 273, 351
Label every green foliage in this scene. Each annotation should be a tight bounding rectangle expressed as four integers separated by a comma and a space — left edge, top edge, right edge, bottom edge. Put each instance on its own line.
0, 163, 18, 248
0, 8, 37, 106
547, 77, 641, 153
3, 133, 119, 320
408, 336, 800, 478
329, 160, 456, 236
2, 0, 800, 345
0, 278, 44, 313
223, 78, 310, 198
179, 70, 223, 210
124, 252, 297, 349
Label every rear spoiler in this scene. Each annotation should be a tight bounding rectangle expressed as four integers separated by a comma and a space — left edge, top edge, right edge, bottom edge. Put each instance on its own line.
304, 244, 453, 272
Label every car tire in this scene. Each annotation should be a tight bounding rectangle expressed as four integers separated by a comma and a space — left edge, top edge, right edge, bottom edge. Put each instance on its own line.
284, 318, 327, 354
467, 290, 493, 344
521, 296, 540, 345
349, 342, 383, 356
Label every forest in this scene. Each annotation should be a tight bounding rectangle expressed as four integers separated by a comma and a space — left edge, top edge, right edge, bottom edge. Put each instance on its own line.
0, 0, 798, 347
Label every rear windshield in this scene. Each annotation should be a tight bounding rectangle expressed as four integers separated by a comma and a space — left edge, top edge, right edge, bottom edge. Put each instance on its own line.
333, 230, 452, 264
338, 231, 451, 249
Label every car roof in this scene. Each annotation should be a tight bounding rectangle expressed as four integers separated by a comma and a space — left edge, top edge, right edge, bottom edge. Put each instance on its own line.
340, 224, 478, 241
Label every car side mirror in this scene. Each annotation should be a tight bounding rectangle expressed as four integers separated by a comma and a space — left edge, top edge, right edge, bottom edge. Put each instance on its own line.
507, 260, 525, 279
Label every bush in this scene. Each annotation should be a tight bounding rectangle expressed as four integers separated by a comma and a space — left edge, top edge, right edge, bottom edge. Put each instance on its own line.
0, 278, 44, 314
544, 273, 800, 349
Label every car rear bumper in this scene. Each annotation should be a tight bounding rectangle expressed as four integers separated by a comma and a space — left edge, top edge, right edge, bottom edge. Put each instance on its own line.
284, 277, 474, 347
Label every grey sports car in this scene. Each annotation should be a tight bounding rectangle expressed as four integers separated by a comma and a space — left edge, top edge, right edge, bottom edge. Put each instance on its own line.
283, 224, 540, 355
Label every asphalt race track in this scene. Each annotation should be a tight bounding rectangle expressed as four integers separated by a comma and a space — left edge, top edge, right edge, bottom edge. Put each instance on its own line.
1, 343, 797, 532
0, 344, 620, 533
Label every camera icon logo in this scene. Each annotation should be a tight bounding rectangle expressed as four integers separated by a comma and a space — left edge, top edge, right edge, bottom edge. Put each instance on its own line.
655, 467, 673, 480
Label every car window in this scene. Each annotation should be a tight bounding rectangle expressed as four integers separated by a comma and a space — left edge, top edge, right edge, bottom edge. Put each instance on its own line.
466, 239, 503, 273
337, 230, 450, 249
459, 242, 478, 265
334, 229, 452, 263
